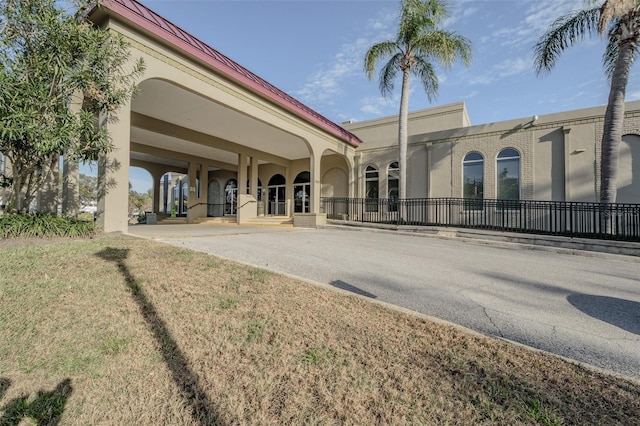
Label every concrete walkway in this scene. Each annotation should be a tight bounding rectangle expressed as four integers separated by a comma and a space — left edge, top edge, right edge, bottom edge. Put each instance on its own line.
128, 223, 640, 382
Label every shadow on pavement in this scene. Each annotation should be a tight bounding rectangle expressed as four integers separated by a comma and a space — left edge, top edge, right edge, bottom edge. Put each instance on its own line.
330, 280, 377, 298
567, 294, 640, 335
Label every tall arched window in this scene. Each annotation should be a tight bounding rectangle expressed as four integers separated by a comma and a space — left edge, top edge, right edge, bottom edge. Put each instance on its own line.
365, 166, 379, 212
497, 148, 520, 201
617, 135, 640, 203
387, 162, 399, 212
463, 152, 484, 210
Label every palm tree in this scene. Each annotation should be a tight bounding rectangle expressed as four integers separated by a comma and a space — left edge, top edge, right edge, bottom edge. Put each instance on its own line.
364, 0, 471, 204
534, 0, 640, 204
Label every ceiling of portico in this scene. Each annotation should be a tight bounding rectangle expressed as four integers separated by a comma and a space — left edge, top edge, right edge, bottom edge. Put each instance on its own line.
130, 79, 311, 168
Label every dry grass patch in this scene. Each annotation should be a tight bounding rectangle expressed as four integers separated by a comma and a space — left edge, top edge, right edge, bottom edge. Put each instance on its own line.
1, 236, 639, 425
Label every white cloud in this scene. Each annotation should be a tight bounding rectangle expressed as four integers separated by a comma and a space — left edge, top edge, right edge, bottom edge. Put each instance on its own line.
469, 56, 530, 85
481, 0, 586, 48
293, 8, 396, 109
462, 90, 479, 100
360, 95, 397, 117
628, 91, 640, 101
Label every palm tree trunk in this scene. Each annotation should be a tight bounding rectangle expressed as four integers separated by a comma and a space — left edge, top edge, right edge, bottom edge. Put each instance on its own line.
398, 69, 410, 222
600, 39, 634, 204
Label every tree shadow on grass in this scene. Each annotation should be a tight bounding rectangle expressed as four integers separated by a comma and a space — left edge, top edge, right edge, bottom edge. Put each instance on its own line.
96, 247, 223, 425
0, 378, 72, 426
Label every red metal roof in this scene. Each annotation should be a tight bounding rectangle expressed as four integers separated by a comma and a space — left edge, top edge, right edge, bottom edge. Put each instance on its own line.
96, 0, 362, 147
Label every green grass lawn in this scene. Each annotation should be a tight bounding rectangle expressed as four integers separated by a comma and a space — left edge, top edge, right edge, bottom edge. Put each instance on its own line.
1, 236, 639, 425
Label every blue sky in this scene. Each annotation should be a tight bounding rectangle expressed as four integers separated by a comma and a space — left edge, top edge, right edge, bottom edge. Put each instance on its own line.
122, 0, 640, 192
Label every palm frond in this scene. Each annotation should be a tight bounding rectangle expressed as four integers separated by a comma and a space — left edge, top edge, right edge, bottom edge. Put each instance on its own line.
603, 19, 640, 78
399, 0, 447, 46
534, 7, 601, 75
379, 53, 403, 96
415, 30, 472, 69
412, 57, 438, 102
364, 40, 399, 80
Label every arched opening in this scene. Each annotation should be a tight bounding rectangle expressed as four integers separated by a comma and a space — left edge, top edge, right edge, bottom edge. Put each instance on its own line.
294, 171, 310, 213
158, 171, 188, 215
267, 174, 286, 215
224, 179, 238, 215
321, 150, 350, 198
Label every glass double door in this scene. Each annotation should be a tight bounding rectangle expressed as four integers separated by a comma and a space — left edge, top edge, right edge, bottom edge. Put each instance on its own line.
268, 185, 286, 215
294, 183, 310, 213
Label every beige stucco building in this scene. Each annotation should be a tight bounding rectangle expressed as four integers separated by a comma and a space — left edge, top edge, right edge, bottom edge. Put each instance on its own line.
346, 101, 640, 205
1, 0, 638, 233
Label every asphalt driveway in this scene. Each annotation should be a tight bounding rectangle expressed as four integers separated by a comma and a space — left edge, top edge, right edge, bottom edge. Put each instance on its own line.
129, 224, 640, 382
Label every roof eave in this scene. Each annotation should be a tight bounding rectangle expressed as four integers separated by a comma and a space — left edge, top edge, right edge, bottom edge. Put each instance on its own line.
92, 0, 363, 148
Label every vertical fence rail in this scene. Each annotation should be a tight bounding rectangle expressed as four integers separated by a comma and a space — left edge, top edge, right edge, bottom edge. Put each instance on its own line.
321, 197, 640, 242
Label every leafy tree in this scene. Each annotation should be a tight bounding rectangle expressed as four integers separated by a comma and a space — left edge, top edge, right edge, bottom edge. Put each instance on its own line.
0, 0, 144, 213
128, 184, 152, 216
534, 0, 640, 204
79, 173, 97, 206
364, 0, 471, 203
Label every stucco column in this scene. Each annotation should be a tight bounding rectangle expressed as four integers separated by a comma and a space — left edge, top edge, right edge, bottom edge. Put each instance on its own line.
237, 153, 247, 195
285, 165, 293, 217
151, 170, 161, 213
250, 156, 259, 199
353, 154, 361, 198
563, 127, 571, 201
310, 150, 322, 214
97, 102, 131, 233
187, 161, 206, 222
62, 155, 79, 215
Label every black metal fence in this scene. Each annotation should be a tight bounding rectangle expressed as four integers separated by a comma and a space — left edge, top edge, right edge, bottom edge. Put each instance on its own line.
321, 197, 640, 242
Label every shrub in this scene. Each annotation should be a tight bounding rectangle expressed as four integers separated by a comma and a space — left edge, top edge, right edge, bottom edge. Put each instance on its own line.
0, 213, 96, 238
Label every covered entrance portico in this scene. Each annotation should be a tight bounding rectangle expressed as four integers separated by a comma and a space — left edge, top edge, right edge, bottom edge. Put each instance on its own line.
88, 0, 360, 233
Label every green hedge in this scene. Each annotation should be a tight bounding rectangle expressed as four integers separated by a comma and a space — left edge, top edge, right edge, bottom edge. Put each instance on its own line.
0, 214, 96, 238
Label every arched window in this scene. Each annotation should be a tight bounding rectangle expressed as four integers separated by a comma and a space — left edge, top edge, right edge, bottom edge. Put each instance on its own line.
387, 162, 399, 212
497, 148, 520, 201
463, 152, 483, 210
365, 165, 379, 212
294, 171, 310, 213
617, 135, 640, 203
365, 166, 379, 199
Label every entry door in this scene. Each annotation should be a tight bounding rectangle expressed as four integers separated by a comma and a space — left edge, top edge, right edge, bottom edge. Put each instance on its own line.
268, 185, 286, 215
225, 180, 237, 215
294, 184, 310, 213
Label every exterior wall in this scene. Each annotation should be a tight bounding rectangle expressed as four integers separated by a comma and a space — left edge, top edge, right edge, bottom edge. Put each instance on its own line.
350, 101, 640, 204
343, 102, 469, 150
